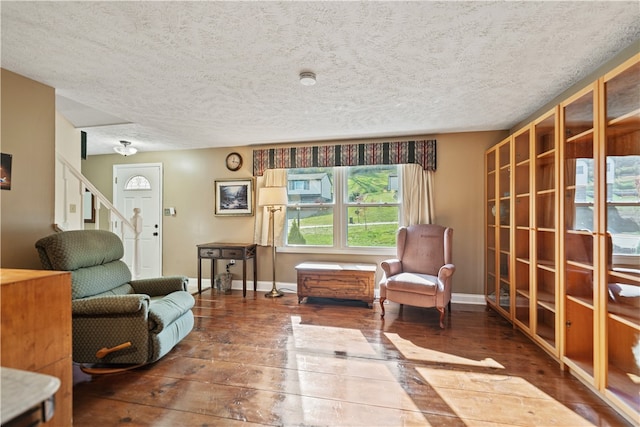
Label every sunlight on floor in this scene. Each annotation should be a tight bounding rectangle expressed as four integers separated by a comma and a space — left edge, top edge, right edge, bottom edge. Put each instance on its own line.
286, 316, 595, 426
385, 332, 504, 369
417, 367, 594, 426
290, 315, 377, 357
288, 316, 431, 426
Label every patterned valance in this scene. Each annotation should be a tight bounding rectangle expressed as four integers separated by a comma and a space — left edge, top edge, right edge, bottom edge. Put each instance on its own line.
253, 139, 436, 176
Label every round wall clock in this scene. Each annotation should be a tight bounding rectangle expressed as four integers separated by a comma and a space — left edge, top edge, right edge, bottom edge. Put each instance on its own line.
225, 152, 243, 171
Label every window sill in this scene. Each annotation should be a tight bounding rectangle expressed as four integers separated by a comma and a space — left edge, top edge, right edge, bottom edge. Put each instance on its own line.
279, 246, 395, 257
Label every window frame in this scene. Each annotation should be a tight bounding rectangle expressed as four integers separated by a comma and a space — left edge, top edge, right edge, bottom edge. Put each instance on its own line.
279, 165, 401, 256
571, 156, 640, 264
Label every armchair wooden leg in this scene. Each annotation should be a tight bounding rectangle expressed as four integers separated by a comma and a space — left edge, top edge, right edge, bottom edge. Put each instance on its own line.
379, 297, 386, 317
438, 307, 445, 329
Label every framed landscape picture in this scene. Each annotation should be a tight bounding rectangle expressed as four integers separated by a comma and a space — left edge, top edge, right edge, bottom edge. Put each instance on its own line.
1, 153, 12, 190
214, 179, 254, 216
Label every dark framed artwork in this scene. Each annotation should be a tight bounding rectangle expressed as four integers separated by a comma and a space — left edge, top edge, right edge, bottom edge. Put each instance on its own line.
1, 153, 12, 190
214, 179, 254, 216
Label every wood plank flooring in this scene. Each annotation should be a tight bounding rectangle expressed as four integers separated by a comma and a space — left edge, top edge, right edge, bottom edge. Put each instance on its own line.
73, 289, 634, 426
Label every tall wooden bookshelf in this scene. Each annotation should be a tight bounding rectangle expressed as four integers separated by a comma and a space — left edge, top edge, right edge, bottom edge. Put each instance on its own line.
486, 137, 512, 319
513, 126, 532, 333
485, 53, 639, 422
600, 56, 639, 420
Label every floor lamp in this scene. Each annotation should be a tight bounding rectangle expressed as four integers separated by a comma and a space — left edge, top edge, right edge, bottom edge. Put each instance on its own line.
258, 186, 288, 298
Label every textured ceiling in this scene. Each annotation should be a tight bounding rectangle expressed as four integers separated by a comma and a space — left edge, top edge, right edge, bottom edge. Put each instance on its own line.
2, 1, 639, 156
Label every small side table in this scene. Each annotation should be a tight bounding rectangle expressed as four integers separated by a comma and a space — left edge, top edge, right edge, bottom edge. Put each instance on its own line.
197, 242, 257, 297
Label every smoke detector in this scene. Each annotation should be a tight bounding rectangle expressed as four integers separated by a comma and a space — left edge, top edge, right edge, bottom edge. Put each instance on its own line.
299, 72, 316, 86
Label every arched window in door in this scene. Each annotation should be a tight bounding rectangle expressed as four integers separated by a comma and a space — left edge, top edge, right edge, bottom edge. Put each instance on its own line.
125, 175, 151, 191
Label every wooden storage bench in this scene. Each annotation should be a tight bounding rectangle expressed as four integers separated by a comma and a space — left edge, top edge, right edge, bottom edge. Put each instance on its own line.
295, 262, 377, 308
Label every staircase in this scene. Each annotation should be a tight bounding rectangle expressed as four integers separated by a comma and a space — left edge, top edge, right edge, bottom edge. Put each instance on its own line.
55, 153, 142, 277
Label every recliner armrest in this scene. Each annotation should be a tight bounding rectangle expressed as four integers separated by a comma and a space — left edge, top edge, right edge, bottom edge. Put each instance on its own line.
381, 259, 402, 277
148, 291, 195, 333
72, 294, 150, 316
438, 264, 456, 281
130, 276, 188, 296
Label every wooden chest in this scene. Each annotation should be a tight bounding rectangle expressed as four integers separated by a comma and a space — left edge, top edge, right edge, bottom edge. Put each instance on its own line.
295, 262, 376, 308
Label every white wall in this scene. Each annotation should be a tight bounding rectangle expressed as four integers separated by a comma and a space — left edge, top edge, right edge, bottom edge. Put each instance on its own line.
55, 111, 83, 230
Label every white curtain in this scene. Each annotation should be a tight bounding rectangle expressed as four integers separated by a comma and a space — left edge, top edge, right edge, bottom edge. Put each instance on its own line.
253, 169, 288, 246
401, 163, 434, 226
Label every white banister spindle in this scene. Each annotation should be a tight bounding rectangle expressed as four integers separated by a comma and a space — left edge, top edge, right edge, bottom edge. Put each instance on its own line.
61, 161, 70, 229
131, 208, 143, 279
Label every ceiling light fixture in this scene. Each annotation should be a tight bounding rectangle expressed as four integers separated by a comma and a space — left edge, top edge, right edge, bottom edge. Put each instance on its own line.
114, 140, 137, 156
299, 71, 316, 86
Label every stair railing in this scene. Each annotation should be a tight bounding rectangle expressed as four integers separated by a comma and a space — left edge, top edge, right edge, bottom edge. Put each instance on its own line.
55, 153, 141, 277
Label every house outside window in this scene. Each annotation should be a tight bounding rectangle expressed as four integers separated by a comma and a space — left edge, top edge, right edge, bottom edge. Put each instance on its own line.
284, 165, 401, 251
573, 156, 640, 258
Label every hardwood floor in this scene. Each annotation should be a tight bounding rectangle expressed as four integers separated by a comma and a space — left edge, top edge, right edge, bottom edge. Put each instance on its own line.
73, 289, 634, 426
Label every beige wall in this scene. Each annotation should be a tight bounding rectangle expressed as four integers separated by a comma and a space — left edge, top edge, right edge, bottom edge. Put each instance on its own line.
82, 146, 258, 280
82, 131, 505, 295
432, 131, 508, 294
0, 69, 56, 269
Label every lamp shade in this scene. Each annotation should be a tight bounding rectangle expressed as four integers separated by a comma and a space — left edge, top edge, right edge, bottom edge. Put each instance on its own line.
258, 186, 287, 207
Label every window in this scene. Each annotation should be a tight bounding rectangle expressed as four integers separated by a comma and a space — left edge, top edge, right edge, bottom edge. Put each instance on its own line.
284, 165, 401, 250
289, 179, 310, 191
573, 156, 640, 256
607, 156, 640, 257
124, 175, 151, 190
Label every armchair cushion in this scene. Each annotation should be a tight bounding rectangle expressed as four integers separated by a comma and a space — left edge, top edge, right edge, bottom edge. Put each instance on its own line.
36, 229, 124, 270
386, 273, 439, 296
71, 261, 132, 299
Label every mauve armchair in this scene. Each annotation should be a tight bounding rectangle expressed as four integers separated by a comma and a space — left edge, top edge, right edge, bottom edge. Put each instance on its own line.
379, 224, 455, 328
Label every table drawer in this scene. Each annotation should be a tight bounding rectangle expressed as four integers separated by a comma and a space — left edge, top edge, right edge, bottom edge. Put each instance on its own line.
221, 249, 244, 259
199, 248, 246, 259
199, 248, 221, 258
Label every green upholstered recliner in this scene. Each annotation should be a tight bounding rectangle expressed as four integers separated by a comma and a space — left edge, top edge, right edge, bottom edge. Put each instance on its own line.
35, 230, 194, 366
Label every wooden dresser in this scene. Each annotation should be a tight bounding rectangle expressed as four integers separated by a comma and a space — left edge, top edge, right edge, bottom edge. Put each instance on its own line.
1, 269, 72, 426
295, 262, 377, 308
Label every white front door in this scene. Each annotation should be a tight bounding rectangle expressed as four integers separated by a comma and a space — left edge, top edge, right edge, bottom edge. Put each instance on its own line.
113, 163, 163, 278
